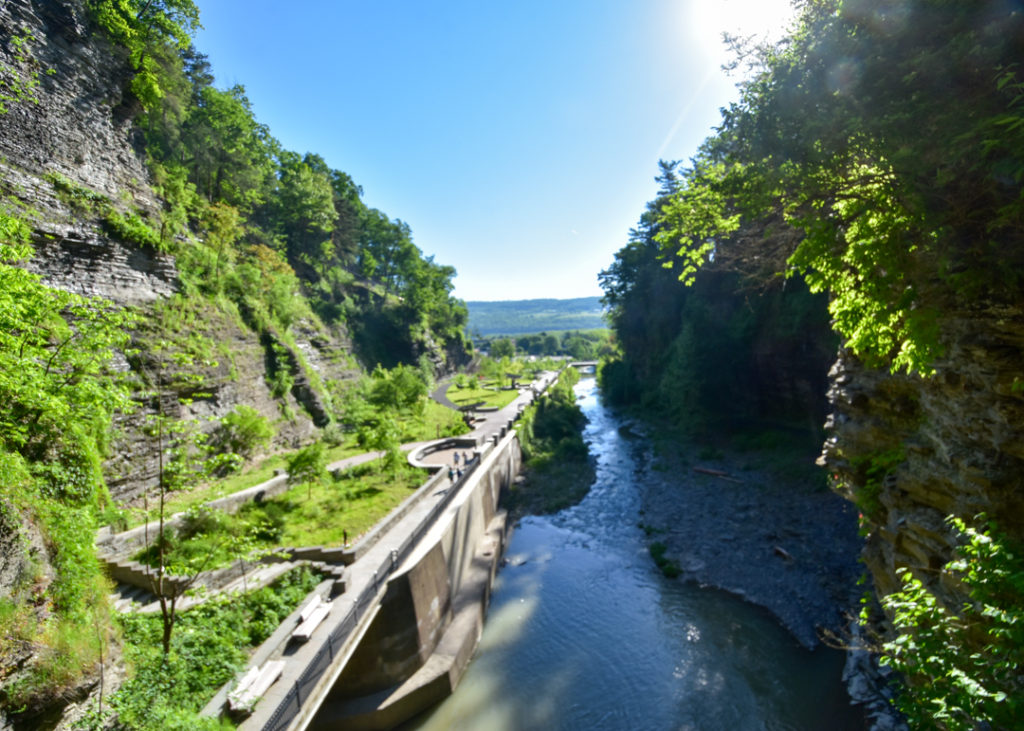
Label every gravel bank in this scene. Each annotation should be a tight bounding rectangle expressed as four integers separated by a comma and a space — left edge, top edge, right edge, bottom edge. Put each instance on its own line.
628, 423, 864, 650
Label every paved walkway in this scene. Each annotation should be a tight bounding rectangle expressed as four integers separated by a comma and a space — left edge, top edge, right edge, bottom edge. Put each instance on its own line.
428, 376, 459, 410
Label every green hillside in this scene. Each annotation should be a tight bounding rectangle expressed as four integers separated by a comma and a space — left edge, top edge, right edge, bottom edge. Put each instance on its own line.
466, 297, 606, 336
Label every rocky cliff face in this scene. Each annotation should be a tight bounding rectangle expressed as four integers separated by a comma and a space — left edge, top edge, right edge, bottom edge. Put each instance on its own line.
0, 0, 362, 504
822, 301, 1024, 601
0, 0, 176, 304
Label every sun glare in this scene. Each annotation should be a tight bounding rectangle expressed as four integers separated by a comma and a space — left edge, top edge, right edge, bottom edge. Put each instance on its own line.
688, 0, 798, 62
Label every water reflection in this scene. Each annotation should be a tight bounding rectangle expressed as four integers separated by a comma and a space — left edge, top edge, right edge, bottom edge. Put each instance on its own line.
404, 378, 860, 731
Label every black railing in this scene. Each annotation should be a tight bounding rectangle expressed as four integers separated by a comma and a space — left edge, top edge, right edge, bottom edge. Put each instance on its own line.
260, 453, 486, 731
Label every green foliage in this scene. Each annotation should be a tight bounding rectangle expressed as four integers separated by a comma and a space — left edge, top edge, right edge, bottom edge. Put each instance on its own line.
845, 448, 905, 519
217, 404, 275, 459
489, 337, 515, 359
879, 517, 1024, 730
0, 234, 135, 506
649, 541, 681, 579
655, 160, 740, 285
82, 0, 469, 374
75, 566, 319, 730
367, 363, 428, 416
0, 28, 51, 114
653, 0, 1024, 375
358, 412, 402, 472
286, 442, 328, 498
0, 223, 134, 710
255, 459, 424, 546
599, 178, 834, 435
509, 368, 594, 515
85, 0, 200, 111
103, 208, 163, 249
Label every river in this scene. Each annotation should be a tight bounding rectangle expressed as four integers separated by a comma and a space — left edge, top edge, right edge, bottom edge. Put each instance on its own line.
404, 377, 862, 730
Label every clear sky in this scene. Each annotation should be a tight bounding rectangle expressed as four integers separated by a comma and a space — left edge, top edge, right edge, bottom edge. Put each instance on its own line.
193, 0, 796, 301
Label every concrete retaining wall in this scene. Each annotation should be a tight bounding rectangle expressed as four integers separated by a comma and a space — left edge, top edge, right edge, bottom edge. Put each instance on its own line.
315, 432, 521, 728
96, 472, 291, 560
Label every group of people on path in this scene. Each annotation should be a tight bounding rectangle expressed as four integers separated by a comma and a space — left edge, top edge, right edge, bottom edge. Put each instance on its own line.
447, 449, 473, 482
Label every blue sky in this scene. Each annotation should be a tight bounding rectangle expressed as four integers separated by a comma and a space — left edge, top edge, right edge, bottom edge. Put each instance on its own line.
194, 0, 795, 301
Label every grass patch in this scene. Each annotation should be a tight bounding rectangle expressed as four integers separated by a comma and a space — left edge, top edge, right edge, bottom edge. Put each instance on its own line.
122, 436, 366, 530
446, 383, 519, 410
132, 461, 427, 570
416, 399, 470, 441
242, 460, 425, 548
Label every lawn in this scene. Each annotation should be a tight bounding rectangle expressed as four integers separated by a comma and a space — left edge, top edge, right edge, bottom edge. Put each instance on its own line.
122, 436, 365, 529
247, 460, 427, 548
416, 399, 469, 440
446, 382, 520, 410
133, 460, 428, 570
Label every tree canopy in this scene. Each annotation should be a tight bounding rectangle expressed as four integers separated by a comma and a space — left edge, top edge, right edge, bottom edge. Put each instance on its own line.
656, 0, 1024, 375
82, 0, 469, 370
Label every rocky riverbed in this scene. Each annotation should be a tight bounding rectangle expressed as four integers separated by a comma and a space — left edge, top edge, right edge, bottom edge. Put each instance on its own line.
628, 424, 863, 649
623, 420, 906, 729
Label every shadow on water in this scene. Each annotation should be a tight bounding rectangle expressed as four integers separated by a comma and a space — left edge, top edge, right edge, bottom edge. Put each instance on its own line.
403, 378, 863, 731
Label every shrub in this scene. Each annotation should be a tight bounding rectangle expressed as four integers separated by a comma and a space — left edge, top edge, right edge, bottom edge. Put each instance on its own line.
218, 405, 275, 459
878, 517, 1024, 730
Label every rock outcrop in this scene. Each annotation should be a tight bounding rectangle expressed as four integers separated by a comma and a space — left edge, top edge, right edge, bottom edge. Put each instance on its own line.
0, 0, 362, 504
0, 0, 176, 304
822, 301, 1024, 600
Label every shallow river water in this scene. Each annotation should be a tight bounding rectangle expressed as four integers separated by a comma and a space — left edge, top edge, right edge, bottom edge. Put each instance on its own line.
404, 378, 862, 730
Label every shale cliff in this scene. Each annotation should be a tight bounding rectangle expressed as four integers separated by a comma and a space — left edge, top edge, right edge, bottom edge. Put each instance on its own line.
823, 303, 1024, 599
0, 0, 459, 505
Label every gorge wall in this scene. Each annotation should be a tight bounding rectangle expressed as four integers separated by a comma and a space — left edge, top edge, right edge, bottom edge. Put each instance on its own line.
823, 301, 1024, 600
1, 0, 369, 503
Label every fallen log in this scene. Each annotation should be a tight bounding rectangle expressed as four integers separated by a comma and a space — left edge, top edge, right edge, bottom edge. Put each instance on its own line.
693, 467, 742, 483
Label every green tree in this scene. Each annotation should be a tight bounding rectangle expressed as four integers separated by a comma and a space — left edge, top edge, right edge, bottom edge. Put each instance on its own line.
367, 364, 428, 417
85, 0, 201, 110
217, 404, 274, 460
0, 230, 136, 706
490, 337, 515, 359
362, 412, 402, 473
286, 442, 328, 500
0, 238, 135, 506
135, 344, 231, 656
273, 151, 337, 270
879, 517, 1024, 729
657, 0, 1024, 375
182, 85, 277, 210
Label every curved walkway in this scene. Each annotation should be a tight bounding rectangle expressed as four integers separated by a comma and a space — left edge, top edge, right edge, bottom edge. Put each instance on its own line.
429, 376, 460, 411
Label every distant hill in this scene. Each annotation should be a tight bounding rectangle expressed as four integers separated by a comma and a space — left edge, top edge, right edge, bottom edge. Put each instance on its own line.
466, 296, 606, 336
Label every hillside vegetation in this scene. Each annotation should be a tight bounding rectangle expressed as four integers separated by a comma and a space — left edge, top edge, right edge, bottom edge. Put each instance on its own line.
0, 0, 469, 724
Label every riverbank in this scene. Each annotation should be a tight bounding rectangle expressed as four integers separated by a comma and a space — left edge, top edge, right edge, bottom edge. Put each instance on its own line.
626, 421, 864, 650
